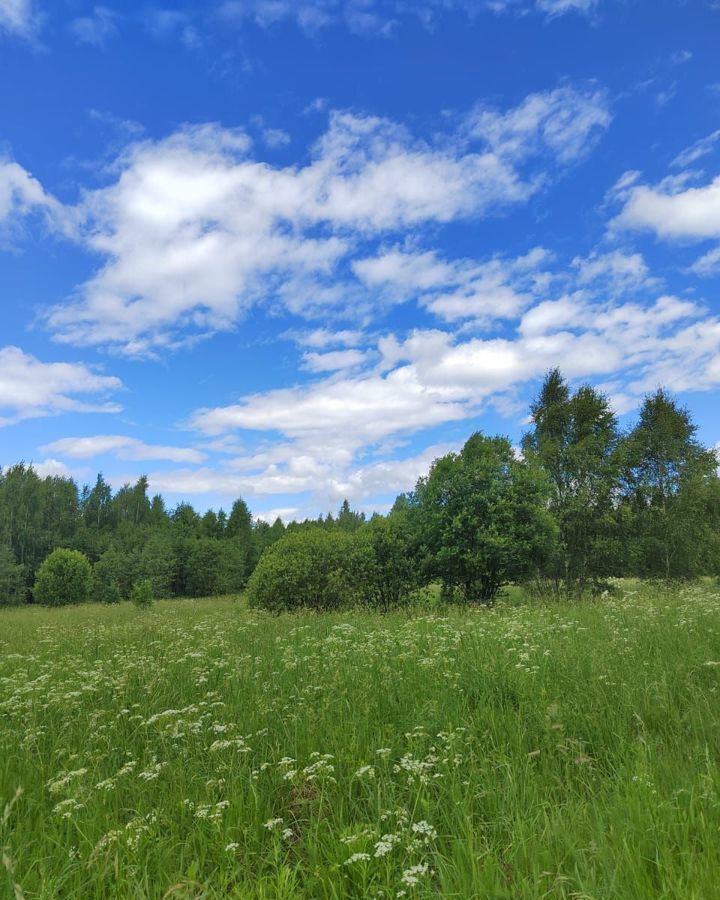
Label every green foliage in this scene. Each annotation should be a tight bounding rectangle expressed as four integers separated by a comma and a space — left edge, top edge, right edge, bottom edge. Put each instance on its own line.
92, 544, 135, 603
91, 550, 124, 604
336, 498, 366, 533
227, 498, 254, 576
413, 433, 557, 604
247, 528, 368, 612
355, 514, 419, 610
184, 538, 244, 597
523, 370, 621, 593
135, 532, 175, 599
0, 545, 25, 606
130, 578, 154, 609
33, 548, 92, 606
618, 389, 719, 578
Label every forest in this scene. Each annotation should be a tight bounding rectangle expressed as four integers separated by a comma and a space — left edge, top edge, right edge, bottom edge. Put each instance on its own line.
1, 370, 719, 609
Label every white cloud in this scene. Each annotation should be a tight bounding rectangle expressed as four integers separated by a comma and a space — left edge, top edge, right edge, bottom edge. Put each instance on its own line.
571, 249, 655, 293
69, 6, 119, 46
190, 365, 469, 445
261, 128, 291, 149
354, 245, 551, 323
100, 247, 715, 515
43, 89, 608, 353
671, 130, 720, 169
302, 348, 368, 372
689, 244, 720, 276
32, 459, 73, 479
614, 174, 720, 240
185, 290, 718, 507
254, 507, 300, 524
518, 294, 587, 336
42, 435, 205, 464
466, 86, 610, 165
141, 441, 456, 513
0, 346, 123, 427
0, 0, 35, 36
291, 328, 365, 349
0, 160, 58, 238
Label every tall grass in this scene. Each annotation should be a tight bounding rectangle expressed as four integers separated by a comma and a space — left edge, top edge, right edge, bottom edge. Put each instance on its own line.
2, 583, 720, 898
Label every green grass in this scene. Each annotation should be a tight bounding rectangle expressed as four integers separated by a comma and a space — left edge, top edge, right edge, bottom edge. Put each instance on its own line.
2, 584, 720, 899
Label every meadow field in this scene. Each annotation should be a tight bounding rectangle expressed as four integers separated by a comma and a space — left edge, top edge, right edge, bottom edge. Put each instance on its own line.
2, 585, 720, 899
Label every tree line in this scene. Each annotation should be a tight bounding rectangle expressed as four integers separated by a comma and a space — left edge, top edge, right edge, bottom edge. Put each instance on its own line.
1, 370, 719, 608
247, 371, 720, 611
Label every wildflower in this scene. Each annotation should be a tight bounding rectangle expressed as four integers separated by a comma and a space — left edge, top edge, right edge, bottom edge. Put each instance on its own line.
401, 863, 430, 886
344, 852, 371, 865
411, 820, 437, 841
374, 833, 401, 858
264, 817, 284, 831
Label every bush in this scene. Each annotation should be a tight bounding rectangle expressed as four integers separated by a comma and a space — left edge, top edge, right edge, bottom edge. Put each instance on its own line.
246, 529, 368, 613
130, 578, 154, 609
355, 515, 420, 611
33, 549, 92, 606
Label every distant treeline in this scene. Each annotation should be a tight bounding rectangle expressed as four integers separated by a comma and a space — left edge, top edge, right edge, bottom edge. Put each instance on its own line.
1, 369, 719, 607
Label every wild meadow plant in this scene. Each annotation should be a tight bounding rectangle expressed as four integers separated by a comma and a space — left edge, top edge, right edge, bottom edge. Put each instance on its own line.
1, 583, 720, 898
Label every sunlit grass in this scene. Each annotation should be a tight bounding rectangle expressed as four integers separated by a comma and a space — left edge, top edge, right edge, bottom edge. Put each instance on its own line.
2, 584, 720, 898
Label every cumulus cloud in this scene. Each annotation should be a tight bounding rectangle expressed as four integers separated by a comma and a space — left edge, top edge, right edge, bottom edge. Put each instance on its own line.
182, 285, 718, 510
354, 245, 552, 323
0, 346, 122, 427
43, 86, 609, 354
190, 365, 469, 444
42, 435, 205, 464
613, 173, 720, 240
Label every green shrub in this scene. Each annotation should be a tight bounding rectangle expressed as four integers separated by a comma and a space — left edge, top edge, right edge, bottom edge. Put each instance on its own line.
247, 528, 369, 613
355, 515, 420, 611
130, 578, 155, 609
33, 549, 92, 606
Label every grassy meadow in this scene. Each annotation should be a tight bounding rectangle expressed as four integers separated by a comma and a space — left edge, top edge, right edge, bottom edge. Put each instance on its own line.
2, 584, 720, 899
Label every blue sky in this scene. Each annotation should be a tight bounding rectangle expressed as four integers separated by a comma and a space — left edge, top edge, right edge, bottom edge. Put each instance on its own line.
1, 0, 720, 522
